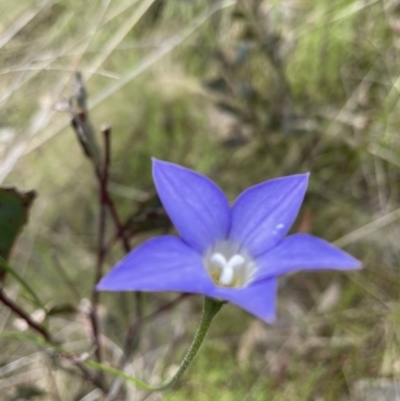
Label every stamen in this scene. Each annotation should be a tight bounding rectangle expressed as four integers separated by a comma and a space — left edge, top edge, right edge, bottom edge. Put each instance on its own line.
226, 254, 245, 269
210, 253, 227, 268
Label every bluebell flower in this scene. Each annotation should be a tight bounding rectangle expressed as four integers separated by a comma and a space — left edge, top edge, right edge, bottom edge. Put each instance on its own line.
98, 159, 361, 322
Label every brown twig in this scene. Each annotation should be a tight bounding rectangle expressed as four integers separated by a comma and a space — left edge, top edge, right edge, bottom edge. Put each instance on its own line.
90, 125, 112, 369
70, 73, 151, 394
68, 74, 130, 254
70, 91, 131, 254
96, 173, 131, 253
0, 289, 53, 343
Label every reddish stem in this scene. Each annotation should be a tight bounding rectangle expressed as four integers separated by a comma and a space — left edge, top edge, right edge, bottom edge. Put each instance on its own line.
0, 289, 53, 343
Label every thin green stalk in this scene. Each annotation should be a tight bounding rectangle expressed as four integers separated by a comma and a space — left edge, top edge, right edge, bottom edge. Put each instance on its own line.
0, 256, 44, 309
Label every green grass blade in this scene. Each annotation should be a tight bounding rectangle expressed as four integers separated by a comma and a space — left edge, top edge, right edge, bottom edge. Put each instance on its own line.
0, 256, 44, 309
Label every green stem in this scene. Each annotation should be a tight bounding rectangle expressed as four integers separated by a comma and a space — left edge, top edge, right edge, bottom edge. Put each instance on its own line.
88, 297, 223, 392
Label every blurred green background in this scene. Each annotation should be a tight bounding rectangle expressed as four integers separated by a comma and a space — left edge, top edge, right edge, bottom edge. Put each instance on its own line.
1, 0, 400, 400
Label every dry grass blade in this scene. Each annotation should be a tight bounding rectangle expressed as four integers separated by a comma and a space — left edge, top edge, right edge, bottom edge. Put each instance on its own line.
88, 0, 237, 109
86, 0, 158, 79
23, 0, 237, 157
334, 207, 400, 247
0, 0, 58, 49
0, 0, 112, 184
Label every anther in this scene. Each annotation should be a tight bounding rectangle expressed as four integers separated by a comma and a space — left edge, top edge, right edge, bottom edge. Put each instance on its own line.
210, 253, 227, 268
226, 254, 245, 269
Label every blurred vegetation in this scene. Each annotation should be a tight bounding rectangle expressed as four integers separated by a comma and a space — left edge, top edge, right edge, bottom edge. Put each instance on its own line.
1, 0, 400, 400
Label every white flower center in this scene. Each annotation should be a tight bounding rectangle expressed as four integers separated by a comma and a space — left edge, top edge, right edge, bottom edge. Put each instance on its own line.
210, 253, 245, 285
204, 242, 257, 288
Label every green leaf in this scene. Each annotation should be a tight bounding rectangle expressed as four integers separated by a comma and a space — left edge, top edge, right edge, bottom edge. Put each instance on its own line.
0, 187, 36, 261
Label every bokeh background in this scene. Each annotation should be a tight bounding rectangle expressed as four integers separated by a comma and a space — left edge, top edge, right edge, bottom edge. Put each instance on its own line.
1, 0, 400, 400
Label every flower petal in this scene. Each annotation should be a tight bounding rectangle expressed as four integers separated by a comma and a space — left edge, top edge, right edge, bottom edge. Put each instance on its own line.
255, 233, 362, 280
204, 278, 278, 323
97, 236, 214, 293
152, 159, 230, 253
229, 174, 309, 257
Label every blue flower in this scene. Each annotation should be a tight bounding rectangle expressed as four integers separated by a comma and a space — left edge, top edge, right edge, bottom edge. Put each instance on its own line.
97, 159, 361, 322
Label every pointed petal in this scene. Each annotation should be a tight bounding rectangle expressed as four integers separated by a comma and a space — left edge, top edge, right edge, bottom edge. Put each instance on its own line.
255, 233, 362, 280
152, 159, 230, 253
97, 236, 214, 293
205, 278, 278, 323
229, 174, 309, 257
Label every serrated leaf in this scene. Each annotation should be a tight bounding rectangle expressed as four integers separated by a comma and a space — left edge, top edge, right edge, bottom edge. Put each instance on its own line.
0, 187, 36, 261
